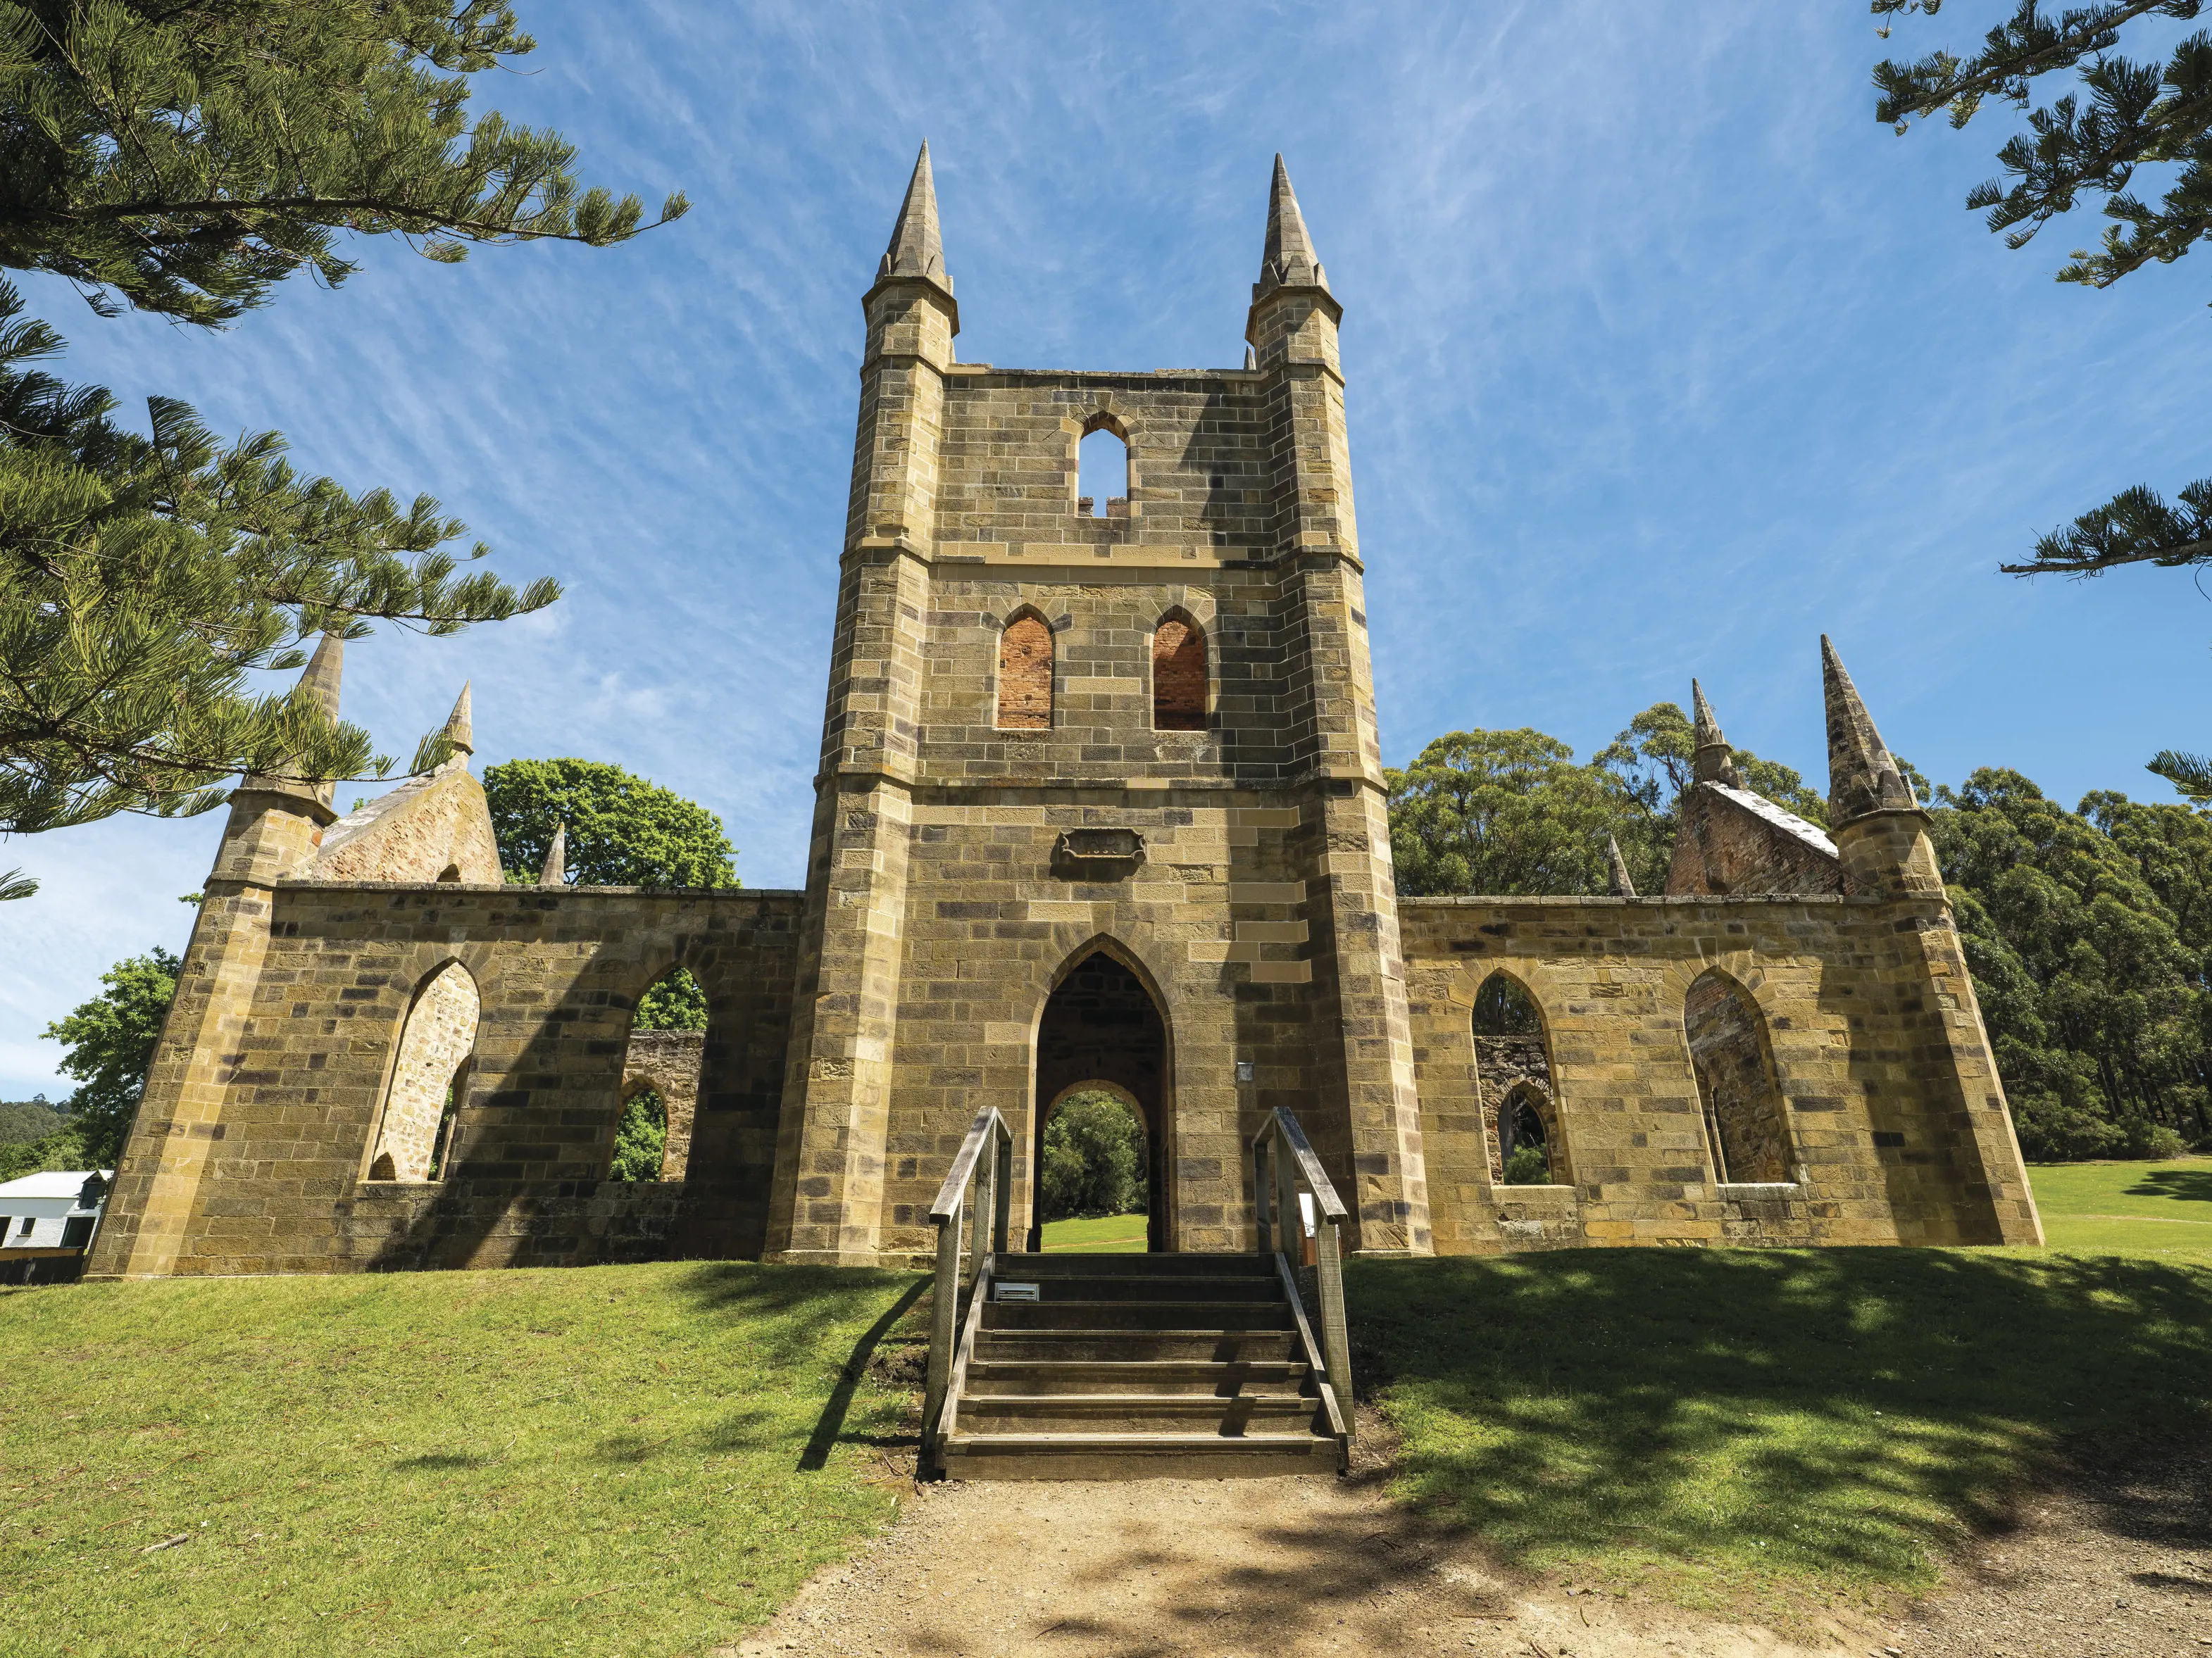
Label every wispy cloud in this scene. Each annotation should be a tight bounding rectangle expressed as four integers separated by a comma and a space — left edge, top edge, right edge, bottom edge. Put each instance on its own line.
5, 1, 2208, 1092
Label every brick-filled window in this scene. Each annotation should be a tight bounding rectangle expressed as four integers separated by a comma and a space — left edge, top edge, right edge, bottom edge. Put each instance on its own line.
998, 612, 1054, 729
1152, 616, 1206, 731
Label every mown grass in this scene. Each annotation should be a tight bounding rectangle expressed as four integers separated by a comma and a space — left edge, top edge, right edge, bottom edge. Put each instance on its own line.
1351, 1244, 2212, 1623
2029, 1156, 2212, 1257
0, 1262, 928, 1657
1038, 1212, 1148, 1253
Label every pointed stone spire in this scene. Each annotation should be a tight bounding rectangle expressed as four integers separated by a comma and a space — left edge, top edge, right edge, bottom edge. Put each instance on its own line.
538, 822, 566, 888
442, 682, 474, 758
1822, 636, 1917, 823
1256, 153, 1329, 299
1689, 679, 1741, 788
877, 142, 950, 290
296, 632, 344, 720
1606, 834, 1638, 898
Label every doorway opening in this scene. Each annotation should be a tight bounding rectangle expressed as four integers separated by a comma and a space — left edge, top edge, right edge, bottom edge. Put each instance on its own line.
1030, 948, 1170, 1251
1037, 1086, 1150, 1254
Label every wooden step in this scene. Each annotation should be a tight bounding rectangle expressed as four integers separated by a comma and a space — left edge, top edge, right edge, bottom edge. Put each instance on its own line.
970, 1329, 1305, 1363
964, 1359, 1311, 1396
996, 1252, 1275, 1279
941, 1430, 1338, 1480
982, 1273, 1283, 1304
982, 1300, 1296, 1331
957, 1393, 1324, 1435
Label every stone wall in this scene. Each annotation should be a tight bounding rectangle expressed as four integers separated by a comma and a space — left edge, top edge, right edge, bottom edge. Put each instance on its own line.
622, 1030, 704, 1183
1401, 892, 2043, 1254
94, 884, 800, 1276
368, 961, 479, 1180
313, 765, 504, 884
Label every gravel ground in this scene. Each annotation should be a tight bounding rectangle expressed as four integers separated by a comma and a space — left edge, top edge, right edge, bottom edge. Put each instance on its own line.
723, 1433, 2212, 1658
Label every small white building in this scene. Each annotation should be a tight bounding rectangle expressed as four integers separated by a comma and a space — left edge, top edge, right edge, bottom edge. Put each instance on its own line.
0, 1169, 111, 1252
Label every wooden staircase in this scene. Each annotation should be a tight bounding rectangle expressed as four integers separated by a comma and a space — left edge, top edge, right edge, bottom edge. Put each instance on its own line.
937, 1251, 1346, 1478
920, 1105, 1354, 1481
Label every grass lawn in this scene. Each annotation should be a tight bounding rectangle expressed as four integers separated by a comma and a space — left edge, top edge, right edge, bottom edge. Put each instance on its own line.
2027, 1155, 2212, 1256
1039, 1212, 1147, 1253
1352, 1243, 2212, 1625
0, 1262, 928, 1658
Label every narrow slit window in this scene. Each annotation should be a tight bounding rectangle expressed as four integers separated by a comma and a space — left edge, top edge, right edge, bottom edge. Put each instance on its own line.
1153, 617, 1206, 730
998, 613, 1054, 729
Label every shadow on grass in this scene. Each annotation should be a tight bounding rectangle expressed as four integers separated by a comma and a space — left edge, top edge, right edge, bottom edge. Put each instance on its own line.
2126, 1168, 2212, 1204
1350, 1248, 2212, 1590
799, 1276, 929, 1471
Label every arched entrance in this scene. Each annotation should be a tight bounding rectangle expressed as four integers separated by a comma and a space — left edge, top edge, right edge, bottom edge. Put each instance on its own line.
1029, 947, 1171, 1251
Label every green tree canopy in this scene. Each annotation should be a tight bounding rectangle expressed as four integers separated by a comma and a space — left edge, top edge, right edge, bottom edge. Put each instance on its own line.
0, 1, 687, 893
1875, 1, 2212, 579
1039, 1092, 1149, 1222
1386, 705, 1824, 899
40, 946, 180, 1167
482, 758, 737, 889
1927, 769, 2205, 1158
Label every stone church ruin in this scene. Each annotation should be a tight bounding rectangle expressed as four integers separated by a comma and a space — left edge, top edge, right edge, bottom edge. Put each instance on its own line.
87, 149, 2043, 1282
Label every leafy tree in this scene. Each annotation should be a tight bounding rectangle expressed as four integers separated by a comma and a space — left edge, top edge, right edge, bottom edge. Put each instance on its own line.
482, 758, 738, 889
1927, 768, 2209, 1155
1387, 706, 1823, 899
1501, 1144, 1551, 1186
40, 946, 180, 1167
611, 1088, 667, 1183
1039, 1093, 1148, 1221
1386, 729, 1632, 898
634, 972, 708, 1034
1874, 1, 2212, 579
0, 1098, 63, 1145
0, 2, 687, 891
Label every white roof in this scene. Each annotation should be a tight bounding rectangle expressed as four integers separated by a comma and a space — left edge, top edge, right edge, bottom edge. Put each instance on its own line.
0, 1169, 111, 1200
1707, 784, 1839, 860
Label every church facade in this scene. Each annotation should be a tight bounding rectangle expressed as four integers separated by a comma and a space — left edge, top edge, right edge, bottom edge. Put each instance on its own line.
86, 151, 2042, 1281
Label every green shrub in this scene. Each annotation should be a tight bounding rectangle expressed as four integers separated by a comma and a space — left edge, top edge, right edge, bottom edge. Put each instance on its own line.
1501, 1144, 1551, 1186
2120, 1117, 2188, 1160
2012, 1093, 2125, 1162
611, 1088, 668, 1182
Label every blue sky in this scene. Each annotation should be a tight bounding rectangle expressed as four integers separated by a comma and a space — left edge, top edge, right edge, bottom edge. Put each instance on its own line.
4, 1, 2207, 1096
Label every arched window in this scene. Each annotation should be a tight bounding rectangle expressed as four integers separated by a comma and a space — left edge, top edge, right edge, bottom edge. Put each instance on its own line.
1496, 1084, 1555, 1186
1684, 970, 1794, 1183
436, 863, 461, 883
1152, 615, 1206, 731
1471, 972, 1568, 1187
368, 961, 478, 1182
614, 966, 706, 1183
1077, 424, 1128, 519
997, 611, 1054, 729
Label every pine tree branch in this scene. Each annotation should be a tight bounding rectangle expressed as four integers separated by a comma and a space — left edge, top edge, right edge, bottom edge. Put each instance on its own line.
2004, 478, 2212, 573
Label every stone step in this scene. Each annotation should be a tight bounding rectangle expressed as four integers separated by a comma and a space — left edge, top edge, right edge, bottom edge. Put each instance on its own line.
981, 1300, 1296, 1332
940, 1431, 1339, 1481
958, 1393, 1324, 1435
983, 1274, 1282, 1304
970, 1329, 1305, 1364
963, 1359, 1312, 1396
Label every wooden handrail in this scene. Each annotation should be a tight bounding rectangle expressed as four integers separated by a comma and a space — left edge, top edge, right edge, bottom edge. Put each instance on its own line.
923, 1105, 1013, 1474
1249, 1107, 1354, 1448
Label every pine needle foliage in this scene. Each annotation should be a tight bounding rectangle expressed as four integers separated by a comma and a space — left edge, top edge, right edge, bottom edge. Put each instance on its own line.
0, 0, 689, 325
1874, 3, 2212, 579
0, 280, 556, 839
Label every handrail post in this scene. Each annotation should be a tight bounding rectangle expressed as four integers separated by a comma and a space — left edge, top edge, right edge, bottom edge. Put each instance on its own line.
1316, 1212, 1353, 1418
969, 1148, 992, 1288
922, 1200, 961, 1466
1274, 1131, 1300, 1266
992, 1122, 1013, 1253
1252, 1135, 1274, 1255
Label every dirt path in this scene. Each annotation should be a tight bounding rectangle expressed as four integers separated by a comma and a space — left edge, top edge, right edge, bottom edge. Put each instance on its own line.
724, 1474, 1878, 1658
725, 1440, 2212, 1658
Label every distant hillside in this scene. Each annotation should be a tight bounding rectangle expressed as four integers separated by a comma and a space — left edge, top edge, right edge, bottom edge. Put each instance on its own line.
0, 1101, 65, 1145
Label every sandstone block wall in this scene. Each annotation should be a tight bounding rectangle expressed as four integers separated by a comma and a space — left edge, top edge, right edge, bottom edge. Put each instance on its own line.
99, 884, 799, 1276
622, 1030, 704, 1183
1401, 893, 2042, 1253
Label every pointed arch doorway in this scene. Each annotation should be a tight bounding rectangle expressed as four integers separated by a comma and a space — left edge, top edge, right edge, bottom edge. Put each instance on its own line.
1027, 946, 1172, 1252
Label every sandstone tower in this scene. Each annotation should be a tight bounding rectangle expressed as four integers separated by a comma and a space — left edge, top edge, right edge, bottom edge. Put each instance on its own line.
763, 148, 1430, 1264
